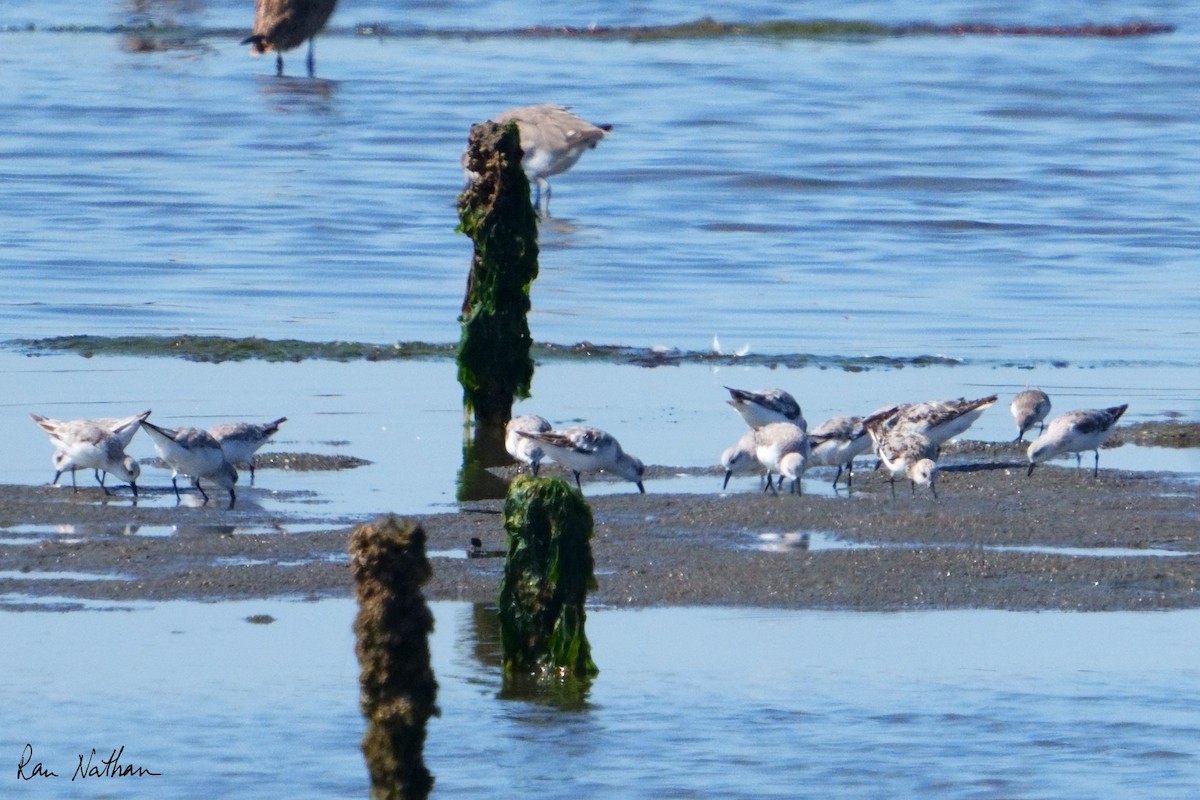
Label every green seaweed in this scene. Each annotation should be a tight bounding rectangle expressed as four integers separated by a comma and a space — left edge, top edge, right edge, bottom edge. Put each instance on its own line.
9, 334, 977, 370
350, 515, 439, 800
11, 334, 452, 363
455, 120, 539, 428
497, 476, 598, 686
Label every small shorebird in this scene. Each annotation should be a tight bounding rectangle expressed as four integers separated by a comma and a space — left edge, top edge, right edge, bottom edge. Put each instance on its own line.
720, 428, 765, 490
208, 417, 287, 484
875, 394, 998, 448
724, 386, 805, 430
517, 425, 645, 494
1011, 389, 1052, 442
486, 104, 612, 216
1027, 404, 1128, 477
864, 409, 939, 498
141, 420, 238, 506
504, 414, 552, 476
31, 414, 142, 497
243, 0, 338, 77
31, 410, 149, 489
753, 421, 811, 495
806, 415, 872, 490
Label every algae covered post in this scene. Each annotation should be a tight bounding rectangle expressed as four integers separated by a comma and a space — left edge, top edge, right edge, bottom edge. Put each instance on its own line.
350, 515, 439, 800
498, 475, 599, 687
456, 119, 539, 430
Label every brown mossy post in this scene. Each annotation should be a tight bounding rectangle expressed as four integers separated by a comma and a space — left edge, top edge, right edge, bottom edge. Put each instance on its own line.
498, 475, 599, 685
350, 515, 439, 800
456, 119, 539, 430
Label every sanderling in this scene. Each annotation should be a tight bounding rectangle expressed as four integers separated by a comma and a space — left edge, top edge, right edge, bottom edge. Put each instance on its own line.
242, 0, 338, 77
31, 414, 141, 497
208, 417, 287, 484
1011, 389, 1052, 442
140, 420, 238, 506
753, 421, 811, 495
724, 386, 805, 430
720, 428, 764, 490
468, 104, 611, 216
875, 394, 998, 447
1027, 404, 1128, 477
864, 413, 939, 498
517, 425, 645, 494
505, 414, 552, 476
807, 415, 872, 490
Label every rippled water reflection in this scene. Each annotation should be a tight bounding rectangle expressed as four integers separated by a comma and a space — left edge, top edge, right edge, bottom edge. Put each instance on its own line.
3, 599, 1199, 798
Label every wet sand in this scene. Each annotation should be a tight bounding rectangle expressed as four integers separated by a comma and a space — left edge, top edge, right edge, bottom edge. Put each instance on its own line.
2, 438, 1198, 611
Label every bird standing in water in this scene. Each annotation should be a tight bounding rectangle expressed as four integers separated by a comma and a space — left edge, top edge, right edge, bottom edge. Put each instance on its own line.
243, 0, 339, 78
482, 104, 612, 217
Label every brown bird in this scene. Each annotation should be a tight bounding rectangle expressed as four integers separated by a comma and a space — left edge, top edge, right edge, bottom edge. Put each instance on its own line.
243, 0, 339, 78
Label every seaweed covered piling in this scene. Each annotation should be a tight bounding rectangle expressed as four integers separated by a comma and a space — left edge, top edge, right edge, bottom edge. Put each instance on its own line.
456, 119, 539, 430
350, 515, 439, 800
497, 476, 599, 690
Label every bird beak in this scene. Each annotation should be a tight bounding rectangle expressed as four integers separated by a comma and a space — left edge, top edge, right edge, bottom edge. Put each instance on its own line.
722, 470, 733, 490
130, 482, 138, 498
1026, 463, 1036, 477
636, 481, 646, 494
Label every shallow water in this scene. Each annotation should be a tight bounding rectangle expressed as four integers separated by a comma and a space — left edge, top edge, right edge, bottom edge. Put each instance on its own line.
4, 2, 1200, 796
2, 1, 1199, 365
3, 599, 1200, 798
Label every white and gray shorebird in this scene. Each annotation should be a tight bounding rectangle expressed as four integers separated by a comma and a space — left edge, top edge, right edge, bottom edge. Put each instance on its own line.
807, 415, 873, 490
724, 386, 806, 430
140, 420, 238, 506
876, 394, 998, 448
474, 103, 612, 217
31, 409, 149, 491
1011, 389, 1052, 442
31, 414, 143, 497
1027, 404, 1128, 477
504, 414, 552, 476
720, 428, 765, 490
753, 421, 811, 495
516, 425, 645, 494
208, 417, 287, 484
243, 0, 339, 77
864, 411, 940, 499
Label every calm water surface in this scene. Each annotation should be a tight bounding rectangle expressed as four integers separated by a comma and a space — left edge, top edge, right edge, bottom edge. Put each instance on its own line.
3, 599, 1200, 799
3, 2, 1200, 797
1, 0, 1198, 364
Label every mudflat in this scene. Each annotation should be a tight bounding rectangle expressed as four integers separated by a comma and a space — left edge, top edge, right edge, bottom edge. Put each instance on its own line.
2, 441, 1197, 611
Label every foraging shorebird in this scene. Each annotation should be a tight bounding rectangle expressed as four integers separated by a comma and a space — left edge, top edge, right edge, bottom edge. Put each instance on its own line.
864, 412, 939, 499
720, 428, 765, 490
724, 386, 805, 430
486, 104, 612, 216
208, 417, 287, 484
243, 0, 339, 78
753, 421, 811, 495
31, 409, 150, 490
504, 414, 552, 476
806, 415, 873, 490
516, 425, 645, 494
31, 414, 142, 497
1011, 389, 1052, 442
875, 394, 998, 448
1027, 404, 1128, 477
140, 420, 238, 506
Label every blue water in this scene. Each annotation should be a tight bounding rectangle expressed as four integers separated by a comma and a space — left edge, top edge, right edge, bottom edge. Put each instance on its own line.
3, 2, 1200, 796
1, 1, 1198, 364
2, 599, 1199, 799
